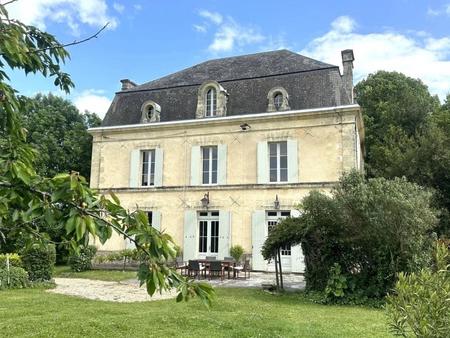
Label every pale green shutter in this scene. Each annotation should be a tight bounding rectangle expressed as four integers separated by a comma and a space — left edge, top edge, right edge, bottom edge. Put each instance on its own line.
218, 210, 231, 259
287, 139, 298, 183
217, 144, 227, 185
190, 146, 201, 186
257, 141, 268, 184
154, 148, 164, 187
129, 149, 140, 187
152, 210, 161, 231
183, 210, 197, 261
290, 209, 304, 273
252, 210, 266, 271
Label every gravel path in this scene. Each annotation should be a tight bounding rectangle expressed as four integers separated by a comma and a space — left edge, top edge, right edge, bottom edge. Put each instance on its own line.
48, 278, 176, 303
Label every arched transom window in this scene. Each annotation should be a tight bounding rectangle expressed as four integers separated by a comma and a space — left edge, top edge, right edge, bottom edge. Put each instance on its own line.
267, 86, 290, 112
205, 87, 217, 117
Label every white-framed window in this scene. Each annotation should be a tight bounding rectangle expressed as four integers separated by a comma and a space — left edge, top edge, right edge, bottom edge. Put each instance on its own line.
198, 211, 220, 255
202, 146, 218, 185
269, 141, 288, 182
141, 150, 156, 186
205, 88, 217, 117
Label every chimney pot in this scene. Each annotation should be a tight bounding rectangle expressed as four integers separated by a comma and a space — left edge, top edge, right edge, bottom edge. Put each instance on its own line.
341, 49, 355, 103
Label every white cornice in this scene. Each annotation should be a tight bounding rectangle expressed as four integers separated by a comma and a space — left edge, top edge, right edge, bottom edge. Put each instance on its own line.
88, 104, 360, 134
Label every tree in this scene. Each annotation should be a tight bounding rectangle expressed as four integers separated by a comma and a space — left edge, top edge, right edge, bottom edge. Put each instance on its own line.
262, 171, 438, 299
20, 94, 101, 180
355, 71, 450, 237
0, 2, 213, 305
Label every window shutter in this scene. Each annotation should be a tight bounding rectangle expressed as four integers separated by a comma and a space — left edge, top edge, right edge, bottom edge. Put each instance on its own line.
252, 210, 266, 271
152, 210, 161, 231
154, 148, 164, 187
287, 139, 298, 183
257, 141, 268, 184
129, 149, 140, 187
190, 146, 201, 186
290, 209, 304, 273
183, 210, 197, 261
217, 144, 227, 185
218, 210, 231, 259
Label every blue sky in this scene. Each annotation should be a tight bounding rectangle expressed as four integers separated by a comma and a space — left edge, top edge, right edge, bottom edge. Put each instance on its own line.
5, 0, 450, 117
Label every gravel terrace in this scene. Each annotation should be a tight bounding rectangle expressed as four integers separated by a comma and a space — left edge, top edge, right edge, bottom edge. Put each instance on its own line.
48, 273, 305, 303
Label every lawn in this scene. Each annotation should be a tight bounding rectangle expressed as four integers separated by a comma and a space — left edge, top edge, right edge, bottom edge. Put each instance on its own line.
1, 287, 392, 338
54, 266, 137, 282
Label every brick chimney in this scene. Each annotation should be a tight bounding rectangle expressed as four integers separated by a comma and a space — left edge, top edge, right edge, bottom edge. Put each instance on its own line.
341, 49, 355, 103
120, 79, 137, 91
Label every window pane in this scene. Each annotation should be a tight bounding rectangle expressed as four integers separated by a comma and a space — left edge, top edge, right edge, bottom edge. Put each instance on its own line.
147, 212, 153, 226
210, 221, 219, 253
202, 172, 209, 184
212, 159, 217, 172
269, 156, 277, 171
212, 146, 217, 159
202, 159, 209, 172
280, 142, 287, 156
280, 155, 287, 169
202, 147, 210, 160
211, 211, 219, 217
270, 169, 277, 182
280, 168, 288, 182
211, 171, 217, 184
269, 143, 277, 157
281, 211, 291, 217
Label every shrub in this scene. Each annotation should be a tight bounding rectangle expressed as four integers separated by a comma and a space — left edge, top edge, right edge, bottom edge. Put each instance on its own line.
324, 263, 348, 301
22, 244, 56, 281
263, 171, 439, 299
230, 245, 245, 263
0, 266, 29, 289
0, 253, 22, 268
386, 242, 450, 338
68, 245, 97, 272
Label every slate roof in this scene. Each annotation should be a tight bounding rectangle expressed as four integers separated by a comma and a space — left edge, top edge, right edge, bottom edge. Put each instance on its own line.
102, 49, 351, 126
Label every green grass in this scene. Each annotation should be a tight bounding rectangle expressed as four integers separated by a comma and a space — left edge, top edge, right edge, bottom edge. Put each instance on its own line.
54, 266, 137, 282
1, 287, 392, 338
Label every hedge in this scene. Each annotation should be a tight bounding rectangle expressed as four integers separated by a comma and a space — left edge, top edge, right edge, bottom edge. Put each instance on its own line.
0, 253, 22, 268
0, 266, 29, 289
68, 245, 97, 272
22, 244, 56, 281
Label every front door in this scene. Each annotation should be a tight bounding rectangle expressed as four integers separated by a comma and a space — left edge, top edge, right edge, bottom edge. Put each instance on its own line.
198, 211, 220, 258
267, 210, 292, 272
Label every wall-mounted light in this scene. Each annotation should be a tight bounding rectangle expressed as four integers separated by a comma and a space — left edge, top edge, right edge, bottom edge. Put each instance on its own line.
240, 123, 251, 131
201, 192, 210, 208
274, 195, 280, 210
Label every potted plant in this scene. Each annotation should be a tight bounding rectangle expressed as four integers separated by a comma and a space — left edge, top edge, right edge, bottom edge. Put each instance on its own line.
230, 245, 245, 265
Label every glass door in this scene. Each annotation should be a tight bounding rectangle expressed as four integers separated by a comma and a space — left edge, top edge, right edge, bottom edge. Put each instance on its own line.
198, 211, 220, 258
266, 210, 292, 271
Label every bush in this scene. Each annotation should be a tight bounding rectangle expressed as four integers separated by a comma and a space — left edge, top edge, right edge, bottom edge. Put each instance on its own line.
0, 266, 29, 289
0, 253, 22, 268
68, 245, 97, 272
324, 263, 348, 301
263, 171, 439, 299
230, 245, 245, 263
22, 244, 56, 281
386, 242, 450, 337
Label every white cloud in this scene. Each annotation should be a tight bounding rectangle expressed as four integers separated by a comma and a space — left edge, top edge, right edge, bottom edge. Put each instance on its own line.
199, 10, 223, 25
6, 0, 118, 35
196, 10, 265, 53
133, 4, 142, 11
113, 3, 125, 14
427, 3, 450, 17
301, 16, 450, 100
73, 90, 111, 118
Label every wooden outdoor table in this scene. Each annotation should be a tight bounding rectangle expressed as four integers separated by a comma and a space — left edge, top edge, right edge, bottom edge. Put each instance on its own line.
195, 259, 236, 279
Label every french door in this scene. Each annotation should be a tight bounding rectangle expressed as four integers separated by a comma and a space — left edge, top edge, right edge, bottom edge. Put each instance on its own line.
198, 211, 220, 258
267, 210, 292, 272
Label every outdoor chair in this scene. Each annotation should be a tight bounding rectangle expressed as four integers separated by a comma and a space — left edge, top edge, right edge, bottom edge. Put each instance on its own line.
208, 260, 225, 280
233, 259, 251, 279
188, 260, 205, 279
175, 257, 188, 276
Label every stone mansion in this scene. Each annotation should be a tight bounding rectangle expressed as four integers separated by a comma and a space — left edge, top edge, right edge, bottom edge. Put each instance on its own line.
88, 49, 364, 272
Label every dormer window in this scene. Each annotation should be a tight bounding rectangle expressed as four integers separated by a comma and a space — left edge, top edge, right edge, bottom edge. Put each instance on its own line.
196, 81, 228, 119
274, 93, 283, 111
267, 87, 290, 112
140, 100, 161, 123
205, 88, 217, 117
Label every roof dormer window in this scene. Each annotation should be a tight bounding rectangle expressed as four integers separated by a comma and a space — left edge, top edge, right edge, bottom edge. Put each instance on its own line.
196, 81, 228, 119
267, 87, 290, 112
205, 88, 217, 117
140, 100, 161, 123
